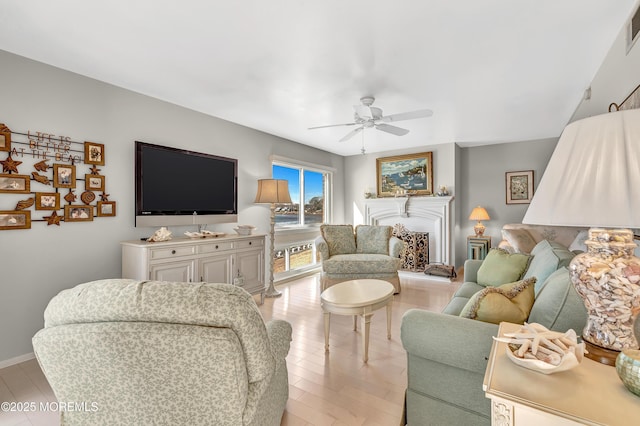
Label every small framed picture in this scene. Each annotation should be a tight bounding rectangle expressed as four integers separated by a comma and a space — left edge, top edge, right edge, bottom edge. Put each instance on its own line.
35, 192, 61, 210
64, 205, 94, 222
0, 210, 31, 230
0, 124, 11, 152
97, 201, 116, 217
0, 174, 30, 193
84, 141, 105, 165
53, 164, 76, 189
85, 174, 105, 191
506, 170, 534, 204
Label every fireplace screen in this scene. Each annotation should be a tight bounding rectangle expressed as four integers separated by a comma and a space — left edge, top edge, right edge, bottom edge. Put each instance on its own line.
393, 223, 430, 272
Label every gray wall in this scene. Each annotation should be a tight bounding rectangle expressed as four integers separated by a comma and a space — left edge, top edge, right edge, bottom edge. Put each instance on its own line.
0, 50, 344, 363
455, 139, 558, 264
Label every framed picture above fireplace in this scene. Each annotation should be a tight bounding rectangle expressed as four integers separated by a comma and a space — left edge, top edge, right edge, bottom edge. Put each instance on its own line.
376, 151, 433, 197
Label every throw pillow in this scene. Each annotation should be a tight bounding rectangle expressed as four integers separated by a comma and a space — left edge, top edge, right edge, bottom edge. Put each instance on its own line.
501, 228, 537, 254
459, 277, 536, 325
355, 225, 391, 254
524, 240, 575, 295
320, 225, 356, 255
476, 248, 531, 287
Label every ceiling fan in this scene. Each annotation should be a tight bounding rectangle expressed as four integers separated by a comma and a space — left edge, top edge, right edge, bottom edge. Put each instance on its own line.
308, 96, 433, 143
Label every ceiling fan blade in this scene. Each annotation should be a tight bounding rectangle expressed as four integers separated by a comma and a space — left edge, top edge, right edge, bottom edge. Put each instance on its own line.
339, 126, 364, 142
381, 109, 433, 123
375, 123, 409, 136
308, 122, 357, 130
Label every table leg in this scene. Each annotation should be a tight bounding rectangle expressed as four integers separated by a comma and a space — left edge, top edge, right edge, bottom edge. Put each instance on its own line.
324, 311, 331, 352
362, 313, 372, 363
386, 302, 392, 339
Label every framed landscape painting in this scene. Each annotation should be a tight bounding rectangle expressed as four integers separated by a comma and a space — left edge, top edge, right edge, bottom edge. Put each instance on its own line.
506, 170, 534, 204
376, 152, 433, 197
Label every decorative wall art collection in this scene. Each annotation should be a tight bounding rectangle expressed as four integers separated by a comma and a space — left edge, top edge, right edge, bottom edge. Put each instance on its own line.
0, 122, 116, 230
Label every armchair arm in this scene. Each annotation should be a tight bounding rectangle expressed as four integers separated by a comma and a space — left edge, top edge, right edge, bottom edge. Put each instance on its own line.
401, 309, 497, 373
463, 259, 484, 283
314, 235, 330, 261
265, 319, 292, 360
389, 236, 404, 258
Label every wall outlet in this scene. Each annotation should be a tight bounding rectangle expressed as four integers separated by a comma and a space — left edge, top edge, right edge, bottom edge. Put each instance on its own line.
233, 276, 244, 286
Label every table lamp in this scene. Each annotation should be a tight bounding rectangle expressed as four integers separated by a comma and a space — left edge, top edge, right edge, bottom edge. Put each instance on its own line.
255, 179, 292, 298
469, 206, 490, 237
523, 108, 640, 365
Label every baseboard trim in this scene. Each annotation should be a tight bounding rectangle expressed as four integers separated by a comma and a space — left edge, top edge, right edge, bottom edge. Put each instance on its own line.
0, 352, 35, 369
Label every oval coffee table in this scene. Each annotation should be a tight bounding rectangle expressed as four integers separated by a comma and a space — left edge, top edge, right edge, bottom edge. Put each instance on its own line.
320, 279, 394, 363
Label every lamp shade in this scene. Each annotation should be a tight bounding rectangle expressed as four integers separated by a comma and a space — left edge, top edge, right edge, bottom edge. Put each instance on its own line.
469, 206, 490, 221
523, 109, 640, 228
254, 179, 292, 204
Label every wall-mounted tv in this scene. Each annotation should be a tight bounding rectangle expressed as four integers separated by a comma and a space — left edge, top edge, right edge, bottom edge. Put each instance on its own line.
135, 141, 238, 227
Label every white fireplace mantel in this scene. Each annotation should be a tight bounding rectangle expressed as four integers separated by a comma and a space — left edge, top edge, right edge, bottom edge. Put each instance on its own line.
364, 196, 454, 265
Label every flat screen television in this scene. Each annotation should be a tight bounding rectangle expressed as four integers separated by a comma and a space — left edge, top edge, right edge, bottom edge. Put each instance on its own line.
135, 141, 238, 227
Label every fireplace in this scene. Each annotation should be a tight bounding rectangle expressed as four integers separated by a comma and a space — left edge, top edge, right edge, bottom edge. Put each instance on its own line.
363, 196, 454, 265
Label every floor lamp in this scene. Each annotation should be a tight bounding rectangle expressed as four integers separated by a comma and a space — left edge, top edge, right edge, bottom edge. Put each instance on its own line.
254, 179, 292, 298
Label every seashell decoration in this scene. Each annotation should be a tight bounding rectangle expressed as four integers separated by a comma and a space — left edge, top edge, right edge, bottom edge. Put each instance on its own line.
15, 198, 34, 210
569, 228, 640, 354
147, 226, 172, 242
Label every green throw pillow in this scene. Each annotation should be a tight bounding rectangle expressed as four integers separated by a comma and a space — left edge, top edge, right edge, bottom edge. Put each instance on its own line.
320, 225, 356, 255
459, 277, 536, 325
523, 240, 575, 295
476, 248, 531, 287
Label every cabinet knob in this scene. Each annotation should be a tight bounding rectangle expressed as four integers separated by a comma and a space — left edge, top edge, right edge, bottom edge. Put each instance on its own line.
249, 241, 252, 245
171, 250, 176, 255
215, 245, 219, 249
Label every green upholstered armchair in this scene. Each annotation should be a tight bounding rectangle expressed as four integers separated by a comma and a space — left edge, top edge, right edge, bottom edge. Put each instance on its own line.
32, 279, 292, 426
315, 224, 403, 293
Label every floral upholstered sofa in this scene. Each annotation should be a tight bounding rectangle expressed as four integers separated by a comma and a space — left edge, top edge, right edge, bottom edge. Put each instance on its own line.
315, 224, 403, 293
32, 279, 292, 426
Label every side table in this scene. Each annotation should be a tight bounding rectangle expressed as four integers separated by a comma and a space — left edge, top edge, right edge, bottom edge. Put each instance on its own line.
467, 236, 491, 260
483, 322, 640, 425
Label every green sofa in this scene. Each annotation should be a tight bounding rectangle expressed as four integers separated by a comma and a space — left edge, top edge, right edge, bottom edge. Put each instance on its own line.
401, 240, 588, 425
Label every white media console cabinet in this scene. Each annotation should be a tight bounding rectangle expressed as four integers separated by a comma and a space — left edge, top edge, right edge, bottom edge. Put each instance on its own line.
121, 234, 266, 302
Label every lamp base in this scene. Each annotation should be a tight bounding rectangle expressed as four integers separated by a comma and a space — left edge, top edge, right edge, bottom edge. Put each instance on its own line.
584, 340, 618, 366
265, 286, 282, 298
473, 222, 485, 237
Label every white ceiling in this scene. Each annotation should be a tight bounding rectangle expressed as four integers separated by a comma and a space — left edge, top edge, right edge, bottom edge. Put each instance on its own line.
0, 1, 636, 156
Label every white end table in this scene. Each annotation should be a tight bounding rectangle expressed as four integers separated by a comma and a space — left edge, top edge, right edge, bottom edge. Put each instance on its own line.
320, 279, 394, 363
484, 322, 640, 425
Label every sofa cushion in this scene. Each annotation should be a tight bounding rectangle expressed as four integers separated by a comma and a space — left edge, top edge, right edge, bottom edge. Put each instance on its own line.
321, 224, 356, 255
459, 277, 536, 325
453, 282, 484, 299
523, 240, 575, 295
322, 253, 399, 274
501, 228, 537, 254
355, 225, 391, 254
476, 249, 531, 287
528, 267, 588, 332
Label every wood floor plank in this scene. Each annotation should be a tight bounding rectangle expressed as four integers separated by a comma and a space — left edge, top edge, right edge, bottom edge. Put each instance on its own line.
0, 272, 458, 425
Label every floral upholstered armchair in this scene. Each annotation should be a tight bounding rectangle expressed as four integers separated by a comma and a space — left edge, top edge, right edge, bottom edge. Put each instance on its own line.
32, 279, 292, 426
315, 224, 403, 293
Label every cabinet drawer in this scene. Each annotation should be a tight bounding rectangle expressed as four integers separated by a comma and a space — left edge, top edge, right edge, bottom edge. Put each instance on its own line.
197, 241, 234, 254
149, 246, 195, 260
236, 238, 264, 249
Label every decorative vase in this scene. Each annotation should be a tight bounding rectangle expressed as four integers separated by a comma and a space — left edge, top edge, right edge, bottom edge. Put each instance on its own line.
569, 228, 640, 364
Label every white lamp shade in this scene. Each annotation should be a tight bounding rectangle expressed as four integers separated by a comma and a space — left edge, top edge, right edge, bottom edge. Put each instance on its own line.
523, 109, 640, 228
469, 206, 490, 221
254, 179, 292, 204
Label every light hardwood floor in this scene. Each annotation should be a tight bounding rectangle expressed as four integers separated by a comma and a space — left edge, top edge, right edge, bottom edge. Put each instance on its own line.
0, 272, 459, 426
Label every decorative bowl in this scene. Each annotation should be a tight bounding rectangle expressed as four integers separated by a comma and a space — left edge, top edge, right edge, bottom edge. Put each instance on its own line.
616, 349, 640, 397
234, 226, 255, 236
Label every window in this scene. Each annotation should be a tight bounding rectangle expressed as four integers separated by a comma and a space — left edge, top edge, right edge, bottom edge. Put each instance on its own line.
271, 157, 333, 278
272, 163, 330, 227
